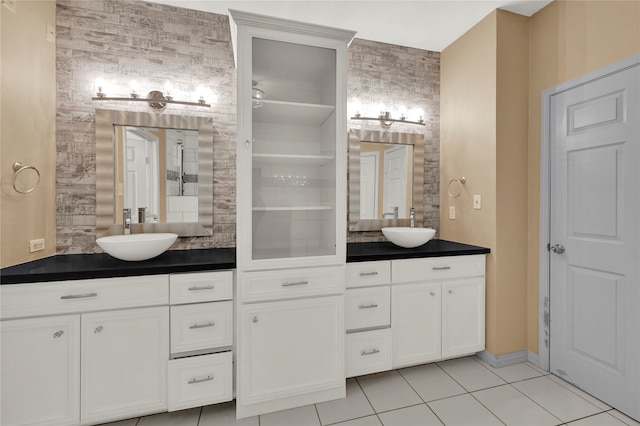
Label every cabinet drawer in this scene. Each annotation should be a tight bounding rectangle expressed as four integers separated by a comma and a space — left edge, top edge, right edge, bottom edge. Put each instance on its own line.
392, 255, 486, 284
168, 351, 233, 411
346, 328, 392, 378
237, 265, 344, 303
346, 261, 391, 288
170, 271, 233, 305
0, 275, 169, 319
345, 286, 390, 331
170, 301, 233, 355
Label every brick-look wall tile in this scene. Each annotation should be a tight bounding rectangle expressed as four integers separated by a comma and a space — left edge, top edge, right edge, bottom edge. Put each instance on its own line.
55, 0, 439, 253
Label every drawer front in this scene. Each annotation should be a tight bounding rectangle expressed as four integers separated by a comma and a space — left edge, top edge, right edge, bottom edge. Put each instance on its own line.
346, 328, 392, 378
170, 271, 233, 305
346, 261, 391, 288
237, 265, 345, 303
168, 351, 233, 411
392, 255, 486, 284
0, 275, 169, 320
345, 286, 390, 331
170, 301, 233, 355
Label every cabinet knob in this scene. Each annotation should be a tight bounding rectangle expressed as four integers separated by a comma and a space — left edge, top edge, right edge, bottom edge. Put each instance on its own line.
245, 139, 251, 148
449, 290, 454, 295
252, 316, 259, 323
430, 292, 435, 297
94, 326, 103, 334
53, 330, 64, 339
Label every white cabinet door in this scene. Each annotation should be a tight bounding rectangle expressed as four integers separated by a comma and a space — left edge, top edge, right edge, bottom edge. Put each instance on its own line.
442, 278, 485, 358
237, 296, 344, 418
392, 282, 441, 368
81, 306, 169, 424
0, 315, 80, 426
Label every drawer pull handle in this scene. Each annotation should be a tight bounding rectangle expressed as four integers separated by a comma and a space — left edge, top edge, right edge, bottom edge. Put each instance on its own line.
61, 292, 97, 300
188, 375, 214, 384
53, 330, 64, 338
188, 285, 215, 291
432, 266, 452, 271
359, 303, 379, 309
359, 272, 379, 277
189, 322, 215, 329
282, 280, 309, 287
361, 348, 380, 356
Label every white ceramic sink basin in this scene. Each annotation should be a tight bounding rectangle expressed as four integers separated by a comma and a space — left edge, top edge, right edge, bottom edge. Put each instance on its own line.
96, 233, 178, 261
381, 227, 436, 248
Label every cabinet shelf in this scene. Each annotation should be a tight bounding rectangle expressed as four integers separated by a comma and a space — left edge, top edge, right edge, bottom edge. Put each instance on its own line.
253, 100, 335, 126
252, 205, 333, 212
252, 153, 335, 167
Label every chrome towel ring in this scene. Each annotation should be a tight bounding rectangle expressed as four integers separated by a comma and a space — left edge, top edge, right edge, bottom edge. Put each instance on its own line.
447, 176, 466, 198
12, 162, 41, 194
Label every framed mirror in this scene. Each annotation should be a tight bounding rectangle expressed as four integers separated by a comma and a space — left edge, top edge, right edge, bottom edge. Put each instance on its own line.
96, 109, 213, 237
348, 129, 424, 231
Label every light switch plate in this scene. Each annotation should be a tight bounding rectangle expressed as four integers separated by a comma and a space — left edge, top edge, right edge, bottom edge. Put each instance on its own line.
449, 206, 456, 219
473, 194, 481, 209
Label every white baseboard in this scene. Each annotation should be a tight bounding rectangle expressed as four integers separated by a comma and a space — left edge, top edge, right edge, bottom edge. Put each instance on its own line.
477, 349, 541, 368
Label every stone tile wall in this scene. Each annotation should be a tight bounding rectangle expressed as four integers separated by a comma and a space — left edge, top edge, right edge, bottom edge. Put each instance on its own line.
55, 0, 439, 253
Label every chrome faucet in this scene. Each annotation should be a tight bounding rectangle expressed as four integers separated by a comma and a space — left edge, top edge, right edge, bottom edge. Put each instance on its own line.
410, 207, 415, 228
383, 206, 399, 219
123, 208, 131, 235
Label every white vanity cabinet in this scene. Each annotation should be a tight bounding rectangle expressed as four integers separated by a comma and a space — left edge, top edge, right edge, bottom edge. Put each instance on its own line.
391, 255, 486, 368
231, 9, 355, 419
0, 275, 169, 426
345, 261, 393, 378
167, 271, 234, 412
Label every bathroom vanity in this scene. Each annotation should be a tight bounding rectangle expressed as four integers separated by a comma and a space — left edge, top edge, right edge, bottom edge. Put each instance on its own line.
0, 241, 488, 426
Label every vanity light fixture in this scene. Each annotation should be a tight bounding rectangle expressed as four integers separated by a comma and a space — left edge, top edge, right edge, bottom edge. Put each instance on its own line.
92, 80, 212, 111
351, 110, 425, 129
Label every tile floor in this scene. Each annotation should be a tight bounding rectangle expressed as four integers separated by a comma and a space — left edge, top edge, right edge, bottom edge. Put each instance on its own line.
100, 356, 640, 426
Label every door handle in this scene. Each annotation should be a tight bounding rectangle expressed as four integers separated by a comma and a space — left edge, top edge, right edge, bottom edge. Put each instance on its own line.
550, 244, 565, 254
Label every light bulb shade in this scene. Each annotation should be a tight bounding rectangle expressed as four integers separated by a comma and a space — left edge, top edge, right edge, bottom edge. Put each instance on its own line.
252, 80, 266, 108
146, 90, 167, 112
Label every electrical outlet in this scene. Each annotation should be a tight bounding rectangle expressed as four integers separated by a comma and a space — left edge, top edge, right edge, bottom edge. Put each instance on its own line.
2, 0, 16, 13
46, 21, 55, 42
29, 239, 45, 253
449, 206, 456, 220
473, 194, 481, 209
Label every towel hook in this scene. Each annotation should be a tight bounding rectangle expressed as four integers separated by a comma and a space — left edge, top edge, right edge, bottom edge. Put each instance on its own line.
12, 162, 41, 194
447, 176, 466, 198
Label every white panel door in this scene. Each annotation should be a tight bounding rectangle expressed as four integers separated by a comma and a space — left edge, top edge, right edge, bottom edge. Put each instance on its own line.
360, 151, 379, 219
0, 315, 80, 426
392, 282, 441, 368
81, 306, 169, 424
383, 145, 408, 218
550, 63, 639, 420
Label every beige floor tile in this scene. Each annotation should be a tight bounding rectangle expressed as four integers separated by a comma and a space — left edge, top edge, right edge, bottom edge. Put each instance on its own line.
399, 363, 466, 402
316, 378, 375, 425
547, 374, 611, 411
512, 376, 602, 423
437, 357, 506, 392
609, 410, 640, 425
567, 412, 629, 425
378, 404, 443, 426
332, 415, 383, 426
97, 419, 139, 426
357, 370, 422, 413
473, 384, 562, 426
484, 362, 544, 383
428, 394, 503, 426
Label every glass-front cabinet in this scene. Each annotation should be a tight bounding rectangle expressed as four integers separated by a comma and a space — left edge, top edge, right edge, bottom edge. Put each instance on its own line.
233, 10, 355, 271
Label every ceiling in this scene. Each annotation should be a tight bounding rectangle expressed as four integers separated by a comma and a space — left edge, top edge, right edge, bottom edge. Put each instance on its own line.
148, 0, 552, 52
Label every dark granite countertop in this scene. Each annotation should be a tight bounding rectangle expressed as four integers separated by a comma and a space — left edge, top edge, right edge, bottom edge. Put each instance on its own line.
346, 239, 490, 262
1, 240, 489, 285
0, 248, 236, 285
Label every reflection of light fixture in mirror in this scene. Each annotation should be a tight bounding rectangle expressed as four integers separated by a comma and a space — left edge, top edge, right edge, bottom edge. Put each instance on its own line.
252, 80, 265, 108
92, 81, 211, 110
351, 110, 425, 129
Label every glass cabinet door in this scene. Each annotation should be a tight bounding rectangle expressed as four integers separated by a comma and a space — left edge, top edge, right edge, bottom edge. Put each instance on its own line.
238, 34, 347, 270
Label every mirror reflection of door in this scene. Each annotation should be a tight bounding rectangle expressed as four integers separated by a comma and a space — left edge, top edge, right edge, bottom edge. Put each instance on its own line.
123, 127, 159, 223
383, 145, 409, 218
360, 151, 379, 219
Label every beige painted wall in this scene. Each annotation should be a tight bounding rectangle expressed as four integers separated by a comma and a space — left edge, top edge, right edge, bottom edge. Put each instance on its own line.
527, 0, 640, 353
1, 1, 56, 267
441, 10, 530, 356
